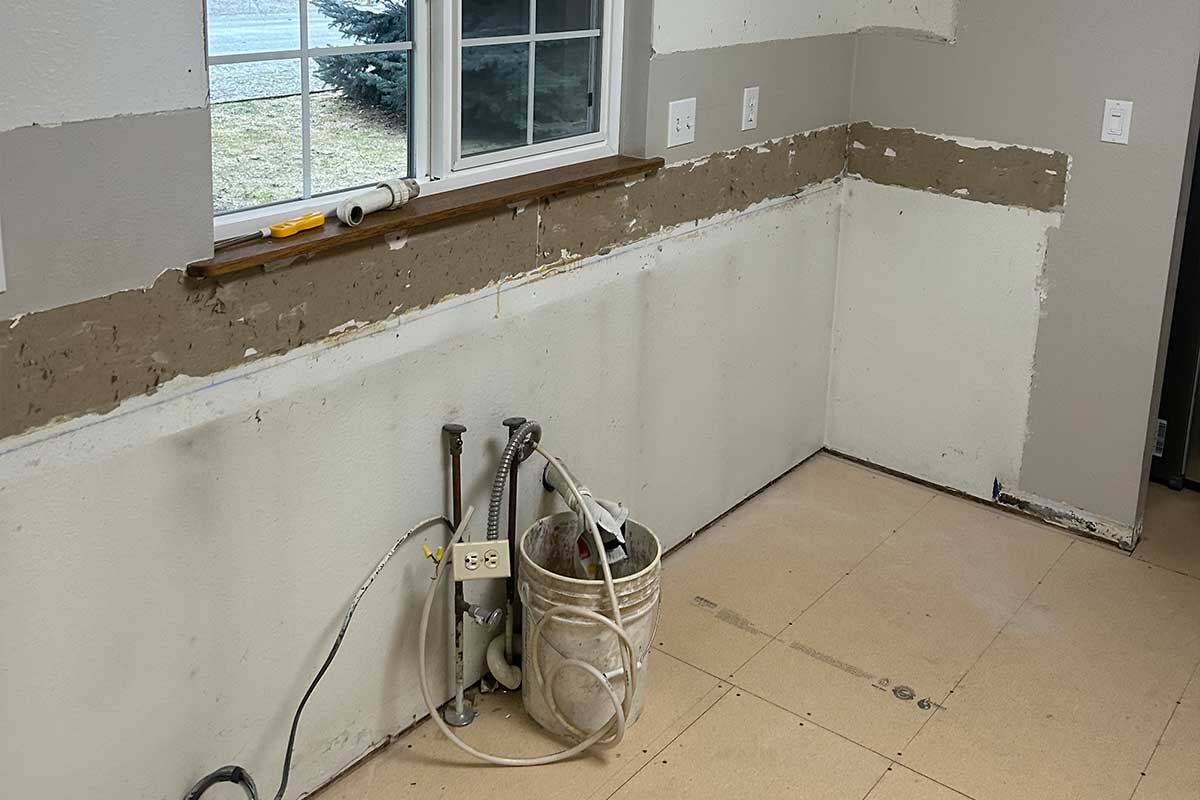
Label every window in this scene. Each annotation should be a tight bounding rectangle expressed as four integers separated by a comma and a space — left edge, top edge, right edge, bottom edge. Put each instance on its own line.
206, 1, 623, 237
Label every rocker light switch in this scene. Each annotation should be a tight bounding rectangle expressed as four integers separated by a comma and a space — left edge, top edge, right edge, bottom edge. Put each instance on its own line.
1101, 99, 1133, 145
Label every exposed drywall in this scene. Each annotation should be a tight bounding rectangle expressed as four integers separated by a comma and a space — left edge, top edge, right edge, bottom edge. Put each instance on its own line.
651, 0, 956, 54
0, 109, 213, 319
847, 123, 1069, 212
828, 180, 1061, 501
0, 193, 840, 800
645, 37, 855, 162
539, 127, 847, 265
857, 0, 958, 40
653, 1, 852, 54
852, 0, 1200, 529
0, 128, 847, 442
1, 0, 207, 132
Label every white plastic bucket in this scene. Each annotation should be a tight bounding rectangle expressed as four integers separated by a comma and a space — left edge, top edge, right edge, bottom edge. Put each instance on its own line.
519, 512, 662, 739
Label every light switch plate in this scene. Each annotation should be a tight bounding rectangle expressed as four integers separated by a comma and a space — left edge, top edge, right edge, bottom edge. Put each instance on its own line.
453, 540, 511, 582
668, 97, 697, 148
741, 86, 760, 131
1102, 99, 1133, 145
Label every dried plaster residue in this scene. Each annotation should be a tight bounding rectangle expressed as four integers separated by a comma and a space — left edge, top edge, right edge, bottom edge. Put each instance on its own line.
0, 125, 849, 441
846, 122, 1070, 212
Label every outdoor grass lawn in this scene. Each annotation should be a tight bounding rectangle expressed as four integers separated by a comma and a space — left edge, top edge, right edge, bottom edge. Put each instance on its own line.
212, 91, 409, 214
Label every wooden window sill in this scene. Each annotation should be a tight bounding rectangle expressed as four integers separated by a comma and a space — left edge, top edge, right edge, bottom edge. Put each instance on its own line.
187, 155, 664, 279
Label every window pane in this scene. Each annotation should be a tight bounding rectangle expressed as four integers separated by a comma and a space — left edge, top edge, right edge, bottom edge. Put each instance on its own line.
462, 0, 529, 39
308, 0, 409, 49
206, 0, 300, 57
309, 54, 411, 195
461, 44, 529, 156
533, 38, 600, 144
536, 0, 599, 33
210, 61, 303, 213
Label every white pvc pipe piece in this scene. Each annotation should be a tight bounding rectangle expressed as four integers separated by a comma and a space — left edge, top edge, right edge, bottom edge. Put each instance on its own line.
336, 177, 421, 227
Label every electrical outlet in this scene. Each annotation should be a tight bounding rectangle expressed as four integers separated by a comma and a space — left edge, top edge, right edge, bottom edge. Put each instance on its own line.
668, 97, 697, 148
741, 86, 760, 131
453, 540, 512, 582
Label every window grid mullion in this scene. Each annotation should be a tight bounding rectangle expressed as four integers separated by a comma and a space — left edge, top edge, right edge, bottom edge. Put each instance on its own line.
459, 30, 601, 48
299, 0, 312, 199
527, 0, 537, 147
207, 42, 412, 67
588, 0, 600, 131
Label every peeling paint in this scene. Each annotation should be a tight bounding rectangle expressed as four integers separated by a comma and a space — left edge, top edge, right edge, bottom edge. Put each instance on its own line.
995, 486, 1137, 549
328, 320, 361, 336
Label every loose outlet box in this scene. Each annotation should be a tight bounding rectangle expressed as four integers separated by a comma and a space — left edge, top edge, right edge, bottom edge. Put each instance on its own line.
453, 540, 512, 582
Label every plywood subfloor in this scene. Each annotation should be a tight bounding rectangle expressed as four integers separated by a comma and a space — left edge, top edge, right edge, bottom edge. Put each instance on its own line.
1137, 483, 1200, 580
317, 454, 1200, 800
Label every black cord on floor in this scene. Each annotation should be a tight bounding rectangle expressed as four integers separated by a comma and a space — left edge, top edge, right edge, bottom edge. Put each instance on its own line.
183, 516, 451, 800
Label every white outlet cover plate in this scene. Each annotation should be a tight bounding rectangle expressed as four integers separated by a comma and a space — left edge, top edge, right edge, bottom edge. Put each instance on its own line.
742, 86, 760, 131
668, 97, 697, 148
453, 540, 512, 582
1101, 99, 1133, 145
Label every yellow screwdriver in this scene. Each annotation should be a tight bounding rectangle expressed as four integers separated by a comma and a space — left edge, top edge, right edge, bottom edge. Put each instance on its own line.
215, 211, 327, 250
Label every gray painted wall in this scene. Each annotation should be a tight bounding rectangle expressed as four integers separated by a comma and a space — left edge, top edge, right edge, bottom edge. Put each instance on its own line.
643, 36, 855, 163
852, 1, 1200, 527
0, 110, 213, 318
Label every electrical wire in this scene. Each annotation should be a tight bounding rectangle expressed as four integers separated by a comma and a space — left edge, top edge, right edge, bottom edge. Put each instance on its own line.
183, 515, 452, 800
416, 446, 643, 766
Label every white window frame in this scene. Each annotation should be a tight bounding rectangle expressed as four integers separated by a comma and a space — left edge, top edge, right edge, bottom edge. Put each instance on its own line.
210, 0, 623, 244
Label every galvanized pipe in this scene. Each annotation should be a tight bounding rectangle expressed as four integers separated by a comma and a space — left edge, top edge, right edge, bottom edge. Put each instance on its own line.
502, 417, 527, 664
442, 423, 474, 727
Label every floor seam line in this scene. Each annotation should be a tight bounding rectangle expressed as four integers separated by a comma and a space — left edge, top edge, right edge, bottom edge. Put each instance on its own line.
732, 683, 906, 764
730, 682, 986, 800
1126, 654, 1200, 800
860, 763, 892, 800
651, 645, 732, 685
770, 493, 940, 644
899, 539, 1077, 752
599, 685, 734, 800
1131, 553, 1200, 584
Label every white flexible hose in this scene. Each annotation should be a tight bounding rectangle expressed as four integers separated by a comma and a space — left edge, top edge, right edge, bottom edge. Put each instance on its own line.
417, 447, 641, 765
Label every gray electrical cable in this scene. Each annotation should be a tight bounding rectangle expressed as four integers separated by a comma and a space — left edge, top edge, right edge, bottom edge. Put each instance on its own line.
418, 447, 640, 766
182, 515, 452, 800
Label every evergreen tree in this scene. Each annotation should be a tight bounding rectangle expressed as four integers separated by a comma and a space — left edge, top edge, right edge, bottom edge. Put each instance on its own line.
311, 0, 411, 120
312, 0, 593, 137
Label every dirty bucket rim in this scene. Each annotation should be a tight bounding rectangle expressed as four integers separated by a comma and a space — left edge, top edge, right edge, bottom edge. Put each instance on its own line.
519, 512, 661, 588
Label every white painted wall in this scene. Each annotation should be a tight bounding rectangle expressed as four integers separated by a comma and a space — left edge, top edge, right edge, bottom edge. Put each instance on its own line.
653, 1, 851, 53
0, 191, 840, 800
652, 0, 957, 54
857, 0, 958, 38
827, 180, 1060, 500
1, 0, 208, 132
